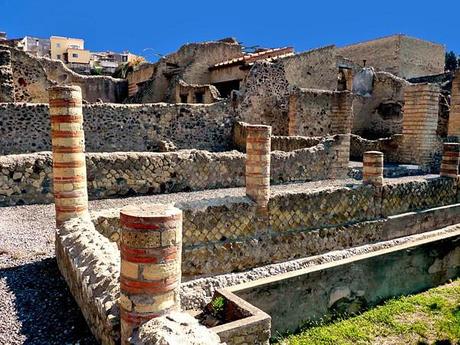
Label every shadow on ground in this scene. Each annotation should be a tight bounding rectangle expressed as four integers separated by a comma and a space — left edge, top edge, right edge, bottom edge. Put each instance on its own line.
0, 258, 97, 345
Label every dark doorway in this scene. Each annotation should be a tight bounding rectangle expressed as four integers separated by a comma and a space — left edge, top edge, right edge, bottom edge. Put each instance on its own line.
212, 80, 241, 98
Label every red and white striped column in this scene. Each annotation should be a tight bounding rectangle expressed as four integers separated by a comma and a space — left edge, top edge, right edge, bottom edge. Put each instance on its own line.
49, 85, 88, 227
363, 151, 384, 187
119, 204, 182, 345
440, 143, 460, 178
245, 125, 272, 217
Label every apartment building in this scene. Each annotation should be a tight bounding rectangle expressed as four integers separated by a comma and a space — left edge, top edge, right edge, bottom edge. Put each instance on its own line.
50, 36, 91, 73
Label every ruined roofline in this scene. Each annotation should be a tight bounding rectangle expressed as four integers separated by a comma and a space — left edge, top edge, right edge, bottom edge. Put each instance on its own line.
159, 39, 243, 62
338, 33, 444, 49
209, 46, 294, 70
293, 44, 336, 56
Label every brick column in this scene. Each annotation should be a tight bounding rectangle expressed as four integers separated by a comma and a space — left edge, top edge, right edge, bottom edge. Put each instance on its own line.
49, 85, 88, 227
448, 70, 460, 140
331, 91, 353, 135
401, 84, 440, 167
119, 204, 182, 345
246, 125, 271, 216
328, 91, 353, 178
440, 143, 460, 178
363, 151, 384, 187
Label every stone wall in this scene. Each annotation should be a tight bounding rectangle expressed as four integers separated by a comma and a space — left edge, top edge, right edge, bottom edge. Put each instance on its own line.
174, 79, 220, 104
338, 35, 445, 79
1, 45, 127, 103
92, 175, 459, 277
399, 36, 446, 79
339, 35, 401, 76
233, 121, 322, 152
352, 72, 409, 139
281, 45, 338, 91
288, 88, 353, 137
129, 41, 243, 103
0, 48, 14, 102
350, 134, 403, 162
0, 136, 348, 206
56, 216, 120, 345
381, 176, 457, 216
349, 133, 444, 173
237, 61, 291, 135
0, 101, 234, 155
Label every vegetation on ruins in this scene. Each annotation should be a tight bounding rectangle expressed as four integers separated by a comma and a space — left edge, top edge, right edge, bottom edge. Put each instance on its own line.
112, 55, 146, 79
445, 51, 459, 72
278, 279, 460, 345
210, 296, 226, 318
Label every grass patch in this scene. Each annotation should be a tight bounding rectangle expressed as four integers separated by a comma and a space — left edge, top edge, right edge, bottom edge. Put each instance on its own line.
277, 279, 460, 345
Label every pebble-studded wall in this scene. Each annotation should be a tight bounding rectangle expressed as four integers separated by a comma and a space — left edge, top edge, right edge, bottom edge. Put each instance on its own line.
0, 135, 347, 206
92, 175, 459, 276
0, 101, 234, 154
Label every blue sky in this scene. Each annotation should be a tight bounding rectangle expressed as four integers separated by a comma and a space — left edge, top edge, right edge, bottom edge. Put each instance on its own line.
1, 0, 458, 61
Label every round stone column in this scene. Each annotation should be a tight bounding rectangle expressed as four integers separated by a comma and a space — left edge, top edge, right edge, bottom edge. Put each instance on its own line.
363, 151, 384, 187
119, 204, 182, 345
49, 85, 88, 227
440, 143, 460, 178
245, 124, 272, 216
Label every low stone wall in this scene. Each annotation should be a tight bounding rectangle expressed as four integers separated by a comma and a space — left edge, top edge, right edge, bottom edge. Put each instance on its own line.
382, 176, 457, 216
0, 137, 347, 206
0, 101, 234, 155
233, 121, 322, 152
56, 216, 120, 345
271, 135, 322, 152
56, 180, 460, 343
350, 134, 444, 172
92, 176, 460, 277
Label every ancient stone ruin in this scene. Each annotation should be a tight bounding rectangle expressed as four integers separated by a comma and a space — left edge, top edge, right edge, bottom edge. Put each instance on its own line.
1, 34, 460, 344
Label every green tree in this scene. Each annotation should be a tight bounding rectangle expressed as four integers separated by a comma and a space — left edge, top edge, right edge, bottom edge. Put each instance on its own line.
445, 51, 458, 71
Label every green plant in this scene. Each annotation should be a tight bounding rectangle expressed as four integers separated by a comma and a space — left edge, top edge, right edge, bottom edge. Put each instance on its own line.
91, 66, 103, 75
210, 296, 225, 318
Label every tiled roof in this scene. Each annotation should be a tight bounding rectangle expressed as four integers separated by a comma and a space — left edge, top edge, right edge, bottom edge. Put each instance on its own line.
210, 47, 294, 70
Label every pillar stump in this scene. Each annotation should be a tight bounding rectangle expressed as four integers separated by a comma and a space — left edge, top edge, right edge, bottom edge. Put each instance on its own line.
448, 70, 460, 141
401, 84, 440, 167
245, 125, 271, 216
363, 151, 384, 187
49, 85, 88, 227
440, 143, 460, 178
119, 204, 182, 345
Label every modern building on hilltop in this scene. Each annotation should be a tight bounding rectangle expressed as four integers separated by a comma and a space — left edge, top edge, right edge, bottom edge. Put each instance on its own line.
50, 36, 91, 74
91, 51, 140, 75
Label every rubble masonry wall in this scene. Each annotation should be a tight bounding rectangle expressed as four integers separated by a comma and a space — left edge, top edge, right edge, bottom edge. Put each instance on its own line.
0, 101, 234, 155
0, 136, 347, 206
